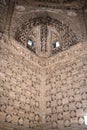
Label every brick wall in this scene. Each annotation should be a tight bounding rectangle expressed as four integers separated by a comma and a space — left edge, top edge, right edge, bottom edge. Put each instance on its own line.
0, 37, 42, 130
0, 36, 87, 130
45, 58, 87, 129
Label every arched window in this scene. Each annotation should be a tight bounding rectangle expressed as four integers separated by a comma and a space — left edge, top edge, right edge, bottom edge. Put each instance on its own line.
27, 39, 34, 47
53, 41, 60, 48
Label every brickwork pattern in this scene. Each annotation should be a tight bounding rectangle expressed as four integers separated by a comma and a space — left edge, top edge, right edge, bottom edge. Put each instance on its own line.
16, 16, 78, 56
0, 3, 7, 33
45, 59, 87, 129
0, 37, 87, 130
0, 38, 41, 129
